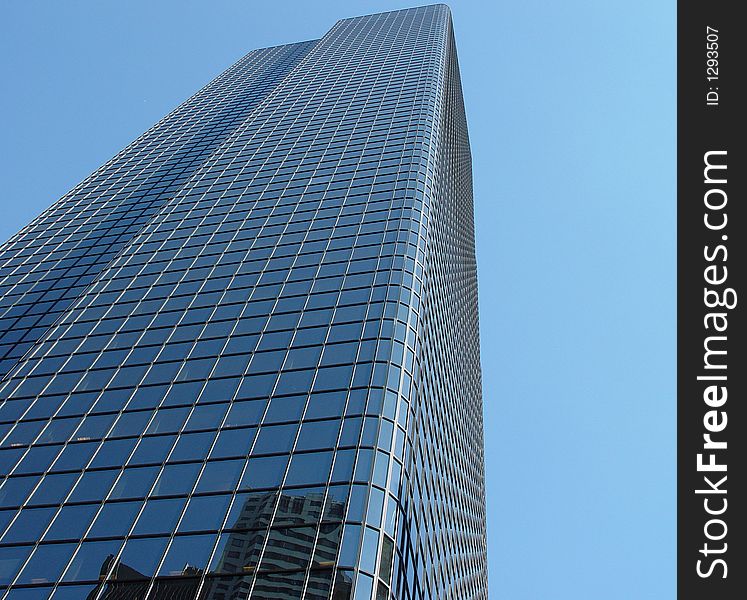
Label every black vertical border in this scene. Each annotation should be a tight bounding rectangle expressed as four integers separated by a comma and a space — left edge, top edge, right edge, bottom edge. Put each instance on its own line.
678, 1, 744, 598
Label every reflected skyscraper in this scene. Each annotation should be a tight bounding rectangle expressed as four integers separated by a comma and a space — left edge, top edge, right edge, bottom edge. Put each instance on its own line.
0, 4, 487, 599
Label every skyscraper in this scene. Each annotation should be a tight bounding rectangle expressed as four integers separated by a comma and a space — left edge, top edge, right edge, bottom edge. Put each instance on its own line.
0, 5, 487, 600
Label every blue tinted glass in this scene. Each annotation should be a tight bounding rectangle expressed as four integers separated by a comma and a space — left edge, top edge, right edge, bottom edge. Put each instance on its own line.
1, 507, 56, 543
50, 442, 98, 472
337, 524, 361, 568
209, 427, 255, 458
128, 436, 176, 465
62, 539, 122, 582
339, 418, 362, 446
68, 470, 118, 503
253, 424, 297, 454
261, 526, 316, 571
354, 572, 374, 600
38, 418, 80, 444
225, 492, 277, 530
208, 531, 265, 574
133, 497, 186, 535
88, 501, 141, 538
146, 407, 188, 434
178, 494, 231, 532
169, 431, 215, 462
3, 422, 44, 446
110, 466, 159, 499
89, 439, 137, 468
0, 449, 23, 474
158, 534, 216, 576
296, 420, 340, 450
0, 509, 15, 534
274, 371, 313, 396
305, 392, 347, 419
74, 414, 116, 439
16, 543, 77, 584
152, 463, 201, 496
0, 477, 37, 507
194, 460, 244, 493
263, 395, 305, 423
224, 401, 265, 427
27, 473, 78, 505
110, 411, 152, 437
184, 404, 228, 431
5, 586, 54, 600
285, 451, 333, 486
330, 450, 355, 483
113, 537, 169, 580
346, 485, 367, 522
248, 351, 285, 373
44, 504, 99, 541
283, 347, 321, 370
275, 487, 325, 525
240, 456, 288, 490
0, 545, 32, 586
199, 378, 240, 404
13, 445, 60, 473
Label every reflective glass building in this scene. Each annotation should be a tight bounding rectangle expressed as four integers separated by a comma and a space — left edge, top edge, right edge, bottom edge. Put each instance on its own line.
0, 5, 487, 600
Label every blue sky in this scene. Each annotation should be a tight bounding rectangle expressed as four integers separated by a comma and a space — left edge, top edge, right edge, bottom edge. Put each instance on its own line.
0, 1, 675, 598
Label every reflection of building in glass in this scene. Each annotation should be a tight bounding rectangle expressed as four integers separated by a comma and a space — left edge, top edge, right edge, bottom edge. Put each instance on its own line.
87, 556, 202, 600
0, 4, 486, 599
82, 490, 346, 599
200, 491, 344, 599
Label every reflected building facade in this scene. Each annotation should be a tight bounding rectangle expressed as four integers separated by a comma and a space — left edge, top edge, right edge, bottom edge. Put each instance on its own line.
0, 5, 487, 600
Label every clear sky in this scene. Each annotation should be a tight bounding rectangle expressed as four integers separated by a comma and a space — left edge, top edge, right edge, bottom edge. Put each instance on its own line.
0, 1, 675, 598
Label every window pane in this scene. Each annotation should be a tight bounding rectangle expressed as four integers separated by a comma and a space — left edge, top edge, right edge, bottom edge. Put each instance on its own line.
209, 427, 255, 459
253, 424, 296, 454
62, 539, 122, 582
296, 419, 340, 451
259, 526, 316, 571
1, 507, 56, 543
151, 463, 201, 496
132, 497, 187, 535
168, 431, 215, 462
68, 470, 118, 503
158, 534, 216, 577
184, 404, 228, 431
112, 537, 169, 580
0, 476, 37, 507
128, 435, 176, 465
50, 442, 98, 472
225, 492, 277, 530
110, 466, 160, 500
240, 455, 288, 490
178, 494, 231, 532
28, 473, 78, 505
208, 531, 265, 575
285, 451, 333, 486
194, 460, 244, 493
88, 501, 140, 538
89, 439, 137, 469
0, 545, 33, 586
223, 401, 265, 428
16, 543, 77, 584
44, 504, 99, 541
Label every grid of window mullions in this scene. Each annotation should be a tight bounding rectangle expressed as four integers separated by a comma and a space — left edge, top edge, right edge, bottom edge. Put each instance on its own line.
389, 21, 487, 600
1, 236, 414, 592
1, 146, 420, 398
0, 42, 314, 380
0, 5, 487, 600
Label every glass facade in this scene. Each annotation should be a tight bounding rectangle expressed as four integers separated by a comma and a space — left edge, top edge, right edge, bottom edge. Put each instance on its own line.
0, 5, 486, 600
